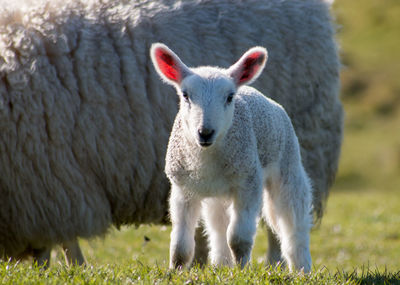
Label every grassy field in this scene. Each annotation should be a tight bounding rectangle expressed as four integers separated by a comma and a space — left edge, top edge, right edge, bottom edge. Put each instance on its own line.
2, 191, 394, 284
1, 0, 400, 283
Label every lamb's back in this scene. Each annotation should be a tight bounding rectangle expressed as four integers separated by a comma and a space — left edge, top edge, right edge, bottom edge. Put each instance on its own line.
236, 86, 296, 169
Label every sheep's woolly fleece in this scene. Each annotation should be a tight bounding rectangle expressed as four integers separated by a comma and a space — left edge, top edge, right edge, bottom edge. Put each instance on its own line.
0, 0, 342, 258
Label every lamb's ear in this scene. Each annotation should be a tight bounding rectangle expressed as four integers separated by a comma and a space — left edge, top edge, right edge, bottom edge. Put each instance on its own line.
227, 47, 268, 87
150, 43, 191, 87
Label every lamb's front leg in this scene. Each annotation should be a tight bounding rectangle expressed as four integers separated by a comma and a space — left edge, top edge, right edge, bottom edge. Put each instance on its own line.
227, 174, 263, 268
169, 183, 201, 269
202, 198, 233, 266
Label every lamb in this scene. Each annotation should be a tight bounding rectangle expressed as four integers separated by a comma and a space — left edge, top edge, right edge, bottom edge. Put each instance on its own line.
0, 0, 342, 266
151, 43, 313, 272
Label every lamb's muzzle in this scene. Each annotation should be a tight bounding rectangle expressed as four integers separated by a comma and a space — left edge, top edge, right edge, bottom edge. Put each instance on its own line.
197, 127, 215, 147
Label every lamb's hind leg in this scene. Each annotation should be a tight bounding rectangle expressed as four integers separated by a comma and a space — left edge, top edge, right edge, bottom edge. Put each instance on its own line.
202, 198, 232, 266
169, 183, 201, 269
192, 224, 209, 266
265, 226, 284, 266
263, 168, 312, 272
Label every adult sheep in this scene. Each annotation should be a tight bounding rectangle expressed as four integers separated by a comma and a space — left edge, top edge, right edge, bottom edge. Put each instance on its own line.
0, 0, 343, 265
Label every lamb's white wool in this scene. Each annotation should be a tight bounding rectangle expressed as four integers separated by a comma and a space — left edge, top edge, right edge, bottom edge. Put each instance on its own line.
152, 43, 313, 272
0, 0, 342, 265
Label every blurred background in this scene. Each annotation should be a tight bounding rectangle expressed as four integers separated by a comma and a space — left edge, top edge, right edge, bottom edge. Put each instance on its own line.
54, 0, 400, 273
333, 0, 400, 193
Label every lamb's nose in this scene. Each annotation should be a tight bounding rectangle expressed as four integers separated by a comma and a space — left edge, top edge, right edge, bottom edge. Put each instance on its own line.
198, 127, 215, 146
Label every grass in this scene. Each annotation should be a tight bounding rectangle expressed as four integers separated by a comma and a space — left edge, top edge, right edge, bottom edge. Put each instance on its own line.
1, 190, 399, 283
76, 192, 398, 274
2, 261, 400, 284
2, 263, 400, 284
1, 0, 400, 283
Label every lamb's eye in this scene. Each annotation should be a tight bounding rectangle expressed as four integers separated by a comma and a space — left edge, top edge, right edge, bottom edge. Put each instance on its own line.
182, 91, 189, 102
226, 92, 234, 104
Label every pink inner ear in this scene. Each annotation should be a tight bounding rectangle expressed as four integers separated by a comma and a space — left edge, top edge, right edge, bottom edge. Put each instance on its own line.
155, 48, 181, 82
238, 51, 264, 84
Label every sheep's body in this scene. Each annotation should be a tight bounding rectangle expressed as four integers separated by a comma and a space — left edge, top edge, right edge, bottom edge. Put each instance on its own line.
0, 0, 342, 262
152, 44, 312, 271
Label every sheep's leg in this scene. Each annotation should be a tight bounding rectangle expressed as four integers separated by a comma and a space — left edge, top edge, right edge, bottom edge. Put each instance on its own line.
227, 177, 262, 268
202, 198, 232, 266
263, 170, 312, 272
192, 223, 209, 266
169, 183, 201, 269
265, 226, 284, 266
32, 247, 51, 268
62, 239, 86, 266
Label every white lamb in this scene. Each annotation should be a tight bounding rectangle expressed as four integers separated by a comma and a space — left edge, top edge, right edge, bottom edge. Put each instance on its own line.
151, 43, 313, 272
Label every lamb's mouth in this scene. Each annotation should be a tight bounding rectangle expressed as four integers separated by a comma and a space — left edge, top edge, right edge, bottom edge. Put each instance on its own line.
199, 141, 213, 147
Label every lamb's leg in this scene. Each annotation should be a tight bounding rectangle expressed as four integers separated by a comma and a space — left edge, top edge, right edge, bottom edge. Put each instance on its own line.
62, 239, 86, 266
227, 177, 263, 268
169, 183, 201, 269
265, 226, 284, 266
202, 198, 232, 266
263, 169, 312, 272
192, 224, 209, 266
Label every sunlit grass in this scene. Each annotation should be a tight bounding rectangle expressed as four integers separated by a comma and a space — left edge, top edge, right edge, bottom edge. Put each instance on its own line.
34, 189, 400, 277
336, 112, 400, 193
69, 190, 398, 274
2, 258, 400, 284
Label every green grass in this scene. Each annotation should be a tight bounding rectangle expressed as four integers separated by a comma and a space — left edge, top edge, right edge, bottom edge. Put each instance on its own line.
1, 262, 400, 284
73, 192, 399, 273
2, 0, 400, 283
1, 189, 399, 283
2, 260, 400, 284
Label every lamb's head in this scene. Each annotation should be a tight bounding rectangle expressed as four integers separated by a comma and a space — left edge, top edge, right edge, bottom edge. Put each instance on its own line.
150, 43, 267, 148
